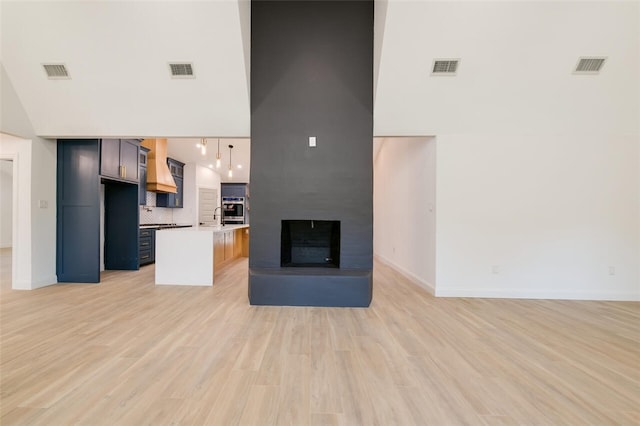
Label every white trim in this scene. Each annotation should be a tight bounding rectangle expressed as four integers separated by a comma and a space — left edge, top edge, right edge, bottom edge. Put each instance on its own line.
13, 279, 32, 291
435, 287, 640, 302
0, 152, 19, 290
29, 276, 58, 290
374, 254, 435, 295
13, 277, 56, 291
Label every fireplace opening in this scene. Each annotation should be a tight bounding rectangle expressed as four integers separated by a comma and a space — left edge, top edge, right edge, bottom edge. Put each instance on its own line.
281, 220, 340, 268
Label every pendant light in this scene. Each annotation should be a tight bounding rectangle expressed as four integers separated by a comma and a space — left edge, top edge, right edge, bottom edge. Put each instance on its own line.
228, 144, 234, 178
200, 138, 207, 156
215, 138, 221, 169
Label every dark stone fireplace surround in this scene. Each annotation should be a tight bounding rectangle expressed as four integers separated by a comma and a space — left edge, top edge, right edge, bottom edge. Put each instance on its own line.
248, 0, 374, 307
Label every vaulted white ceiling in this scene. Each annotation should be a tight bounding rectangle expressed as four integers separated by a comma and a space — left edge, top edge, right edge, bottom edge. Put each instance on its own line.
1, 1, 638, 146
1, 0, 251, 138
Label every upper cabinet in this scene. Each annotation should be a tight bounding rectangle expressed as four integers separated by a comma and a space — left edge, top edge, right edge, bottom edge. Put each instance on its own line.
221, 182, 248, 198
100, 139, 140, 183
57, 139, 140, 284
156, 158, 185, 208
139, 146, 150, 205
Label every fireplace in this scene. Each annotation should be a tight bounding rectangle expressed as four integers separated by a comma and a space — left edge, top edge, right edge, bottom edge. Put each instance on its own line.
248, 0, 373, 307
281, 220, 340, 268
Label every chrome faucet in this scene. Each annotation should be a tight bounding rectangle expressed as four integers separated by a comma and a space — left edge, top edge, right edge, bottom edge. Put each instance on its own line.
213, 206, 225, 226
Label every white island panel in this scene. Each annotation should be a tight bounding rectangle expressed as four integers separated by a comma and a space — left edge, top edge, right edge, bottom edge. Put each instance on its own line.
155, 229, 214, 286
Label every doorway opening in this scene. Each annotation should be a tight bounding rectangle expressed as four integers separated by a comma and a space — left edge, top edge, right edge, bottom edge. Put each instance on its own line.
373, 136, 436, 293
0, 159, 13, 290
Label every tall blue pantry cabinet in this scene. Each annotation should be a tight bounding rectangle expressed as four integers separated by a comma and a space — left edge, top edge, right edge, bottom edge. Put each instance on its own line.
57, 139, 141, 283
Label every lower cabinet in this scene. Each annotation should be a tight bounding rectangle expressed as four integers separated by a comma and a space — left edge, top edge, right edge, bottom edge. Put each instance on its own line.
139, 228, 156, 266
214, 228, 248, 271
224, 230, 234, 260
214, 232, 225, 269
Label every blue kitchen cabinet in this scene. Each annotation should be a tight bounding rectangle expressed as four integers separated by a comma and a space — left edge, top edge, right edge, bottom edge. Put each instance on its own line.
139, 146, 150, 205
57, 140, 101, 283
139, 228, 155, 265
100, 138, 140, 183
104, 182, 139, 271
221, 183, 248, 197
156, 158, 185, 208
57, 139, 140, 283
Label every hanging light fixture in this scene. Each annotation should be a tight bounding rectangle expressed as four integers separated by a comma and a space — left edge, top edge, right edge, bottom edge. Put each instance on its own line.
200, 138, 207, 156
228, 144, 234, 178
215, 138, 221, 168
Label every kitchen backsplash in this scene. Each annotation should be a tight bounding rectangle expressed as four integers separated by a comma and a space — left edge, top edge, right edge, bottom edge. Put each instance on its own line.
140, 192, 192, 225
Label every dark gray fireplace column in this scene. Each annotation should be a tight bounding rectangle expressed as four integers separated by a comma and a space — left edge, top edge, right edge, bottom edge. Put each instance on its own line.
249, 0, 374, 307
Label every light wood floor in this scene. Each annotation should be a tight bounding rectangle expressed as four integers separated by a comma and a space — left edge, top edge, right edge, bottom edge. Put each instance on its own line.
1, 252, 639, 425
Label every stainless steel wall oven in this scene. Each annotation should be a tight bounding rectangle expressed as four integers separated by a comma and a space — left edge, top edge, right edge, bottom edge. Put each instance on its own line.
222, 197, 245, 223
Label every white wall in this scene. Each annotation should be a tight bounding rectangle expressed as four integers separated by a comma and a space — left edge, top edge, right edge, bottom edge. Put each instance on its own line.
0, 160, 12, 247
372, 2, 639, 301
29, 137, 56, 286
1, 65, 57, 290
374, 137, 436, 293
435, 133, 639, 300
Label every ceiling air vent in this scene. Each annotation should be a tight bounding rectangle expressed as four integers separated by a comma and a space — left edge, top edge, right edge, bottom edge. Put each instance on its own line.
574, 57, 606, 74
431, 59, 460, 76
42, 63, 70, 79
169, 62, 195, 79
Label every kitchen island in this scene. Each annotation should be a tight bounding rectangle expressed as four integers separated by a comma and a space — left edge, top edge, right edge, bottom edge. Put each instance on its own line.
155, 224, 249, 286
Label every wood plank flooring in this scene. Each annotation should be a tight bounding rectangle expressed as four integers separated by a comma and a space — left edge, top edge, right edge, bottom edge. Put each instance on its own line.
1, 251, 639, 425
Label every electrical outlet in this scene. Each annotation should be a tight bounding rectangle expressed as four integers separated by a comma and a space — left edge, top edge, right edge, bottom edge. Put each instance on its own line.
38, 200, 48, 209
492, 265, 500, 274
309, 136, 316, 147
609, 266, 615, 276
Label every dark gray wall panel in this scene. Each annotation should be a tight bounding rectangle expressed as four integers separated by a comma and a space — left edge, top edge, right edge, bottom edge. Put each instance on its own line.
249, 269, 373, 307
249, 0, 373, 306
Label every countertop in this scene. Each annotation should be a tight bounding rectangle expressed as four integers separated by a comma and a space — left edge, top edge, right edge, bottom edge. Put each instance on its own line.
140, 223, 193, 229
156, 224, 249, 233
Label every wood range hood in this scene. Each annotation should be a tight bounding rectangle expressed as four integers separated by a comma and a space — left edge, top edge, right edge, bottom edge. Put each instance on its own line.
141, 138, 177, 193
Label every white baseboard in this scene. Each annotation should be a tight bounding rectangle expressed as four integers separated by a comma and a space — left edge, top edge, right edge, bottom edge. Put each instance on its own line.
373, 255, 639, 301
30, 276, 58, 290
12, 276, 57, 290
374, 254, 435, 295
435, 287, 640, 301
